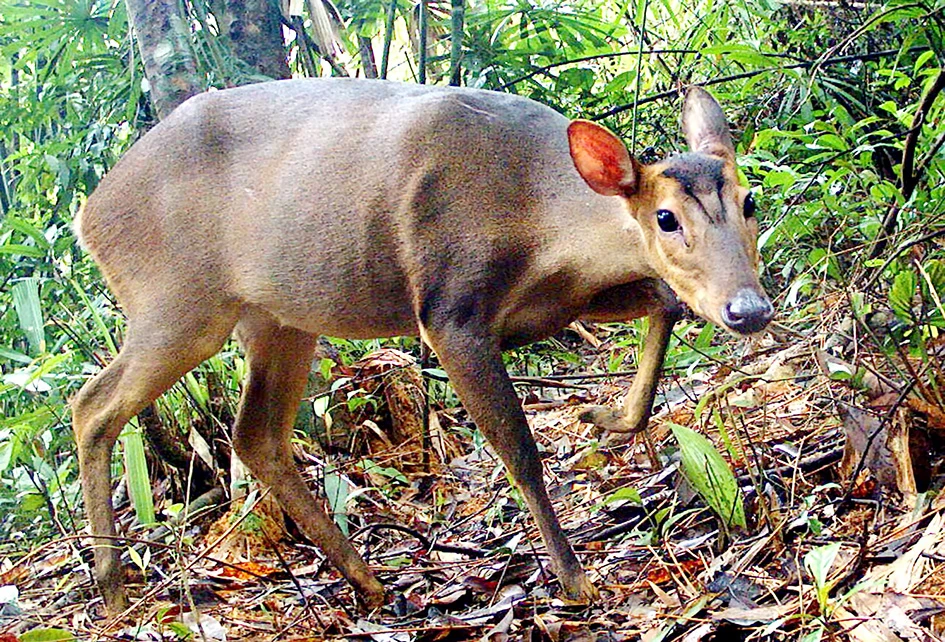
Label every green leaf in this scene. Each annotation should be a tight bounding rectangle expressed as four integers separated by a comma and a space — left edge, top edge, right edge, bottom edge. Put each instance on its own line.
694, 323, 716, 350
0, 440, 15, 472
815, 133, 847, 151
4, 217, 51, 249
167, 622, 192, 637
889, 270, 917, 321
312, 394, 330, 417
602, 487, 643, 505
70, 278, 118, 356
20, 628, 76, 642
121, 424, 155, 525
804, 541, 841, 592
913, 50, 935, 76
824, 360, 854, 380
762, 170, 797, 188
0, 244, 46, 259
183, 372, 210, 412
925, 260, 945, 297
670, 423, 746, 529
319, 357, 334, 382
700, 43, 774, 67
324, 467, 349, 536
12, 278, 46, 355
0, 345, 33, 364
556, 67, 596, 92
799, 627, 824, 642
358, 459, 407, 484
128, 545, 151, 572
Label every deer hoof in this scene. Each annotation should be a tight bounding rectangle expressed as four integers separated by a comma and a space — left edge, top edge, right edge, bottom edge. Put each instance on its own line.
359, 583, 388, 611
560, 572, 601, 604
579, 405, 644, 434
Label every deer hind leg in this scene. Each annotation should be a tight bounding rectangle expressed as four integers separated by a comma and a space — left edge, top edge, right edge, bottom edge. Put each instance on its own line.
580, 279, 682, 434
231, 313, 385, 609
72, 306, 239, 615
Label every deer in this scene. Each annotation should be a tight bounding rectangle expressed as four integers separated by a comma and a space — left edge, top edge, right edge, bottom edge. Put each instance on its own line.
72, 78, 773, 615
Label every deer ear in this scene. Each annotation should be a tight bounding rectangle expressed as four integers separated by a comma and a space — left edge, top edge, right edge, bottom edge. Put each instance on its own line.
682, 86, 735, 160
567, 120, 638, 196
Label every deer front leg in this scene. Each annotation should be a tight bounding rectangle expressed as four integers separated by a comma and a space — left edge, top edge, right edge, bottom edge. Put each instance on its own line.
580, 279, 682, 434
425, 323, 598, 602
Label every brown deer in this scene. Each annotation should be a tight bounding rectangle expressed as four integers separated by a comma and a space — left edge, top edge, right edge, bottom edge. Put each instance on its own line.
72, 79, 772, 615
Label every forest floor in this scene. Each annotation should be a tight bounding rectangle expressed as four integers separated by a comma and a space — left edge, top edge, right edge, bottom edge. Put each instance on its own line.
4, 311, 945, 641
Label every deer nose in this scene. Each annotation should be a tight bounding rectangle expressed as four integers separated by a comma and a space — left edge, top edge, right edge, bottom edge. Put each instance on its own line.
722, 289, 773, 334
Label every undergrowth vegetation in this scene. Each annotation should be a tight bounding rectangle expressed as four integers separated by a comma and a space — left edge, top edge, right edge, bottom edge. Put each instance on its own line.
1, 0, 945, 636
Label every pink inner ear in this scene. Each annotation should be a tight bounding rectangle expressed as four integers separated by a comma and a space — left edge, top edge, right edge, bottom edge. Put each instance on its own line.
568, 121, 633, 196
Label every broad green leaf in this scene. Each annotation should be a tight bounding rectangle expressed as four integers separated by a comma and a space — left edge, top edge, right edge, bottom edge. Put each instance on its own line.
804, 542, 841, 591
121, 424, 155, 525
0, 440, 15, 471
701, 43, 775, 67
814, 133, 847, 151
694, 323, 716, 349
4, 217, 51, 249
763, 170, 797, 188
319, 358, 334, 382
312, 394, 331, 417
925, 260, 945, 297
358, 459, 407, 484
20, 629, 76, 642
824, 360, 854, 380
602, 487, 643, 505
12, 278, 46, 355
670, 423, 746, 529
324, 467, 349, 535
128, 545, 151, 572
0, 346, 33, 364
0, 244, 46, 258
889, 270, 917, 321
183, 372, 210, 412
913, 50, 935, 75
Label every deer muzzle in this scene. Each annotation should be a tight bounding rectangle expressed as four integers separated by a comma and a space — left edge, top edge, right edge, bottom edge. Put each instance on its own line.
721, 288, 774, 334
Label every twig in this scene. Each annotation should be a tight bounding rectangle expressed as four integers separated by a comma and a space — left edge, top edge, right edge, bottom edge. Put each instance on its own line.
593, 48, 922, 121
903, 69, 945, 198
510, 376, 589, 390
735, 441, 844, 487
868, 68, 945, 259
351, 521, 487, 558
379, 0, 397, 79
259, 524, 329, 629
498, 48, 759, 91
279, 15, 348, 77
630, 0, 648, 155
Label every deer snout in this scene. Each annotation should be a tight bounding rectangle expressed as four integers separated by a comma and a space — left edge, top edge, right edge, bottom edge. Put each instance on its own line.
722, 289, 773, 334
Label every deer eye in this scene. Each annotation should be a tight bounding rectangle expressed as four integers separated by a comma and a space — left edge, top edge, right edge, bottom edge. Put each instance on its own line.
744, 193, 756, 218
656, 209, 680, 233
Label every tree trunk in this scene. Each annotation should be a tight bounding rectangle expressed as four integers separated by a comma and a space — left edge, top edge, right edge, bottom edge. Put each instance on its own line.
125, 0, 202, 119
379, 0, 397, 79
222, 0, 291, 80
449, 0, 464, 85
359, 35, 378, 78
417, 0, 428, 83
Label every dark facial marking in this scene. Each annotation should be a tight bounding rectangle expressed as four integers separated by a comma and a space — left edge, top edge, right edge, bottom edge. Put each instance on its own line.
661, 153, 726, 223
662, 153, 724, 193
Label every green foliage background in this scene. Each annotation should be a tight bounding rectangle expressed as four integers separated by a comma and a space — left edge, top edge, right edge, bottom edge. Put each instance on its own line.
1, 0, 944, 545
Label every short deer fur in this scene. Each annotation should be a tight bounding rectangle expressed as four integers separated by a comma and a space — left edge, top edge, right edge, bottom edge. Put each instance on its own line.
73, 78, 772, 614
